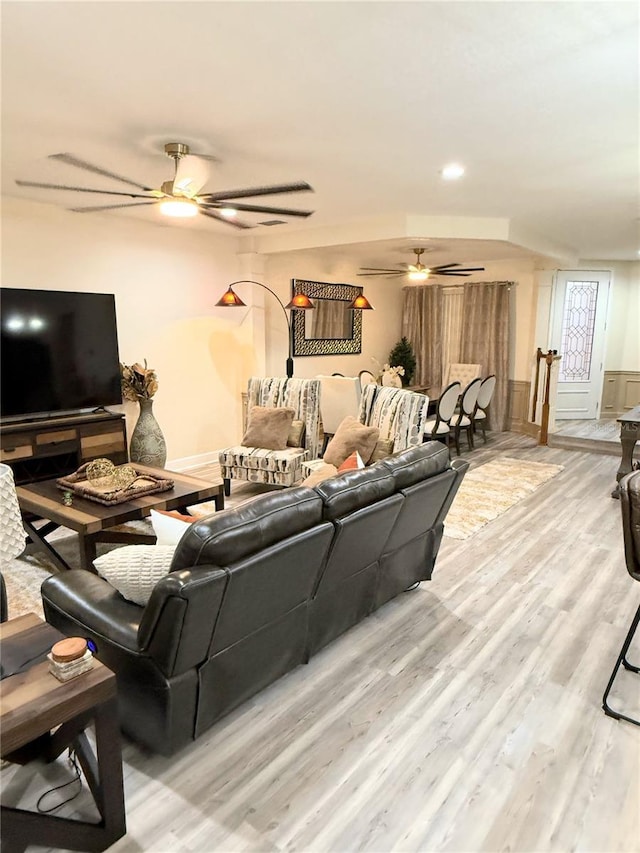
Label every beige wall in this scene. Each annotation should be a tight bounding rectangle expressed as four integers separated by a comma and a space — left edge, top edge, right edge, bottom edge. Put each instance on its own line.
586, 260, 639, 372
1, 197, 252, 461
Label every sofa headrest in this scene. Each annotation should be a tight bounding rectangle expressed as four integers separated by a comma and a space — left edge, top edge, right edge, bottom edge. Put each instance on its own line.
380, 442, 450, 490
313, 465, 396, 521
172, 487, 323, 567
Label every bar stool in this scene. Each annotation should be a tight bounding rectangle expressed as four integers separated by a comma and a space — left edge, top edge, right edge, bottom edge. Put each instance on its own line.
602, 470, 640, 726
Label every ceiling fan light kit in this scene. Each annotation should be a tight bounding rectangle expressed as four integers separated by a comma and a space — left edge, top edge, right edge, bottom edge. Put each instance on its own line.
15, 142, 315, 229
159, 197, 198, 218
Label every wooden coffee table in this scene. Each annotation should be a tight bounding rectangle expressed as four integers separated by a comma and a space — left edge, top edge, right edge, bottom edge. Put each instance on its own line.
16, 464, 224, 572
1, 613, 126, 852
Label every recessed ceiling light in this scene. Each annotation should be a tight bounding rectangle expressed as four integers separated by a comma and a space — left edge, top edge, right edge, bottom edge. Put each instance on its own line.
441, 163, 465, 180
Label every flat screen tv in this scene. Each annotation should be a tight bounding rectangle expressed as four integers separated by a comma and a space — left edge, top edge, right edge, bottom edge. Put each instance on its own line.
1, 288, 122, 421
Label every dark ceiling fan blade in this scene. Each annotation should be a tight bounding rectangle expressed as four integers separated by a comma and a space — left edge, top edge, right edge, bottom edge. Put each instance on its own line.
69, 201, 161, 213
202, 201, 314, 217
357, 271, 405, 277
435, 268, 485, 274
433, 272, 473, 277
198, 208, 253, 229
16, 180, 154, 199
358, 267, 406, 274
49, 153, 153, 191
199, 181, 313, 202
429, 263, 464, 271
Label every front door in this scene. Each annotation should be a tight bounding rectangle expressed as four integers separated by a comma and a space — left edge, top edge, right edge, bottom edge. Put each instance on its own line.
549, 270, 611, 420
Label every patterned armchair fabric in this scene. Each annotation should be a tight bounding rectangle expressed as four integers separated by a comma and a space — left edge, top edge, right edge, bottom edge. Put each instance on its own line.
358, 384, 429, 454
219, 377, 321, 488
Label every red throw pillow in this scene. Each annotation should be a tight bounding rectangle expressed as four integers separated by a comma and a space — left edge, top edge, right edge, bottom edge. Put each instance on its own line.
338, 451, 365, 472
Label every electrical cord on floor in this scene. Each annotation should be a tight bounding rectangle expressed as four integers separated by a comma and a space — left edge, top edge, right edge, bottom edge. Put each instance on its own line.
36, 748, 83, 813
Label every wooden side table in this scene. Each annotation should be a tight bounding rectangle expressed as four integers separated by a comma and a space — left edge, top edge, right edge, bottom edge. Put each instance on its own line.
0, 614, 126, 853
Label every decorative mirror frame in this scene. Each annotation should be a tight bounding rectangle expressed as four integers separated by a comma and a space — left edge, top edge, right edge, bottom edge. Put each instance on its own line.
291, 279, 362, 356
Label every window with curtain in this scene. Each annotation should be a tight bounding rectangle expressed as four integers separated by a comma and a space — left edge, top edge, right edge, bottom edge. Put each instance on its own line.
401, 281, 512, 431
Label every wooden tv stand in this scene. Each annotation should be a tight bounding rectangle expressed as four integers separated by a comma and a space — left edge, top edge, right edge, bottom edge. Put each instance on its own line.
0, 411, 127, 485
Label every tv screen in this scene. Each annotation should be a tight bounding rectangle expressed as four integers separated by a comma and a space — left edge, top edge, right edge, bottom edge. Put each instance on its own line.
1, 288, 122, 420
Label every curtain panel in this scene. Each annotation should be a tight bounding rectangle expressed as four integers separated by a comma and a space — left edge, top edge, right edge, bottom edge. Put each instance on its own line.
460, 282, 512, 431
402, 281, 512, 432
401, 285, 443, 388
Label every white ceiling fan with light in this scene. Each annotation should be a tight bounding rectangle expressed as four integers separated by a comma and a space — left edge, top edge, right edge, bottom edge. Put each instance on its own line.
15, 142, 315, 229
358, 247, 484, 281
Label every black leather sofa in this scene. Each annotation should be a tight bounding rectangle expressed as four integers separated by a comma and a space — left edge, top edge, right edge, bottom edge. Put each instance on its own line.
42, 442, 468, 755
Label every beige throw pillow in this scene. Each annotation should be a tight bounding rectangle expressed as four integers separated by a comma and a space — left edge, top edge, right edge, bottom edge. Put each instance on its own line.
94, 545, 176, 606
302, 463, 338, 487
242, 406, 295, 450
287, 419, 306, 448
323, 416, 380, 467
369, 438, 395, 463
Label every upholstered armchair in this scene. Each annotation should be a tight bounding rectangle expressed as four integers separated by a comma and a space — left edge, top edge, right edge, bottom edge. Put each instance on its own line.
219, 377, 321, 493
358, 384, 429, 456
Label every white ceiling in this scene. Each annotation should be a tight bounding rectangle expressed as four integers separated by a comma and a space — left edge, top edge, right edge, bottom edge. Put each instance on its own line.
2, 1, 638, 265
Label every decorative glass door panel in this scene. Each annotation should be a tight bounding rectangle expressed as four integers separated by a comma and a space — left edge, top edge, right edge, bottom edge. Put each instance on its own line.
558, 281, 599, 382
550, 271, 610, 419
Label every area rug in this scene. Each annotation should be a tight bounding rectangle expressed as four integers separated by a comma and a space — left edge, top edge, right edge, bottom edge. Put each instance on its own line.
443, 456, 564, 541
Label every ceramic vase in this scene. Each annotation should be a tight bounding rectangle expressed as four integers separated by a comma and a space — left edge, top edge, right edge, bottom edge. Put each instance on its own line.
381, 372, 402, 388
130, 398, 167, 468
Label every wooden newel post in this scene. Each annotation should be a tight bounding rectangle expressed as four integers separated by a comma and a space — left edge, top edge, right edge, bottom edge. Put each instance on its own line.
531, 347, 544, 422
539, 351, 555, 445
534, 348, 559, 446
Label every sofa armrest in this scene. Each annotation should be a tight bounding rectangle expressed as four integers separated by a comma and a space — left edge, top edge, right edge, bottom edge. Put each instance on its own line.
42, 565, 229, 680
137, 566, 228, 676
41, 571, 143, 653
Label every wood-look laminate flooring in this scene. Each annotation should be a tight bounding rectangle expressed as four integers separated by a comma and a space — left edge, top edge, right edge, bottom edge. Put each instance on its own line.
548, 418, 622, 457
13, 433, 640, 852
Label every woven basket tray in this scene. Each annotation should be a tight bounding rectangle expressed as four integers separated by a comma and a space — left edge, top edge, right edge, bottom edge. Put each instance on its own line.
57, 463, 174, 506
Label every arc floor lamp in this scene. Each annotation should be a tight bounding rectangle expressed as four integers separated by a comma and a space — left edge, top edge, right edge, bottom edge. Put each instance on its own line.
215, 279, 374, 378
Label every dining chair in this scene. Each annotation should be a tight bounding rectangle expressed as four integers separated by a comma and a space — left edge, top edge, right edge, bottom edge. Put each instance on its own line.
423, 382, 462, 453
316, 375, 362, 452
358, 369, 376, 391
443, 363, 482, 389
473, 374, 497, 442
450, 378, 482, 455
602, 470, 640, 727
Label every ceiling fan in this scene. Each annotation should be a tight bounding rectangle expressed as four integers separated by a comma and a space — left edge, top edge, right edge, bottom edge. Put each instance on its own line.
358, 248, 484, 281
15, 142, 315, 229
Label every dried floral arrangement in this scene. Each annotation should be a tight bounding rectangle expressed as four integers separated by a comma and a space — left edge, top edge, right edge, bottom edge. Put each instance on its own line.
121, 360, 159, 401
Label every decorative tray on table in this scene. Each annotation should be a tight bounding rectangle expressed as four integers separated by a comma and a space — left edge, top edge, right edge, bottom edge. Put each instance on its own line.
56, 459, 174, 506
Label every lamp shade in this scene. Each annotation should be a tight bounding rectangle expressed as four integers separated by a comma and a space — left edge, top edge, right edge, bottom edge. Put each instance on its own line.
215, 287, 247, 307
348, 291, 375, 310
285, 293, 314, 310
0, 464, 25, 565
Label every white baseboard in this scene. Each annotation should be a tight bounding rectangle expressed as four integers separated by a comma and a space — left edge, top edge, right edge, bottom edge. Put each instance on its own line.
166, 450, 220, 472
